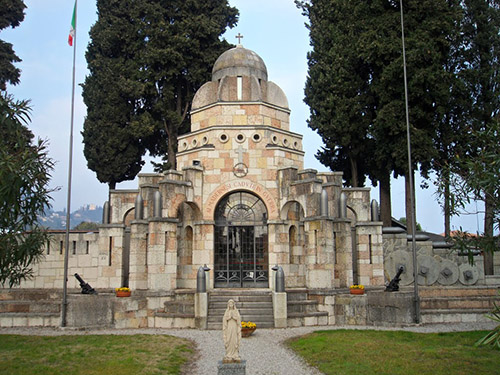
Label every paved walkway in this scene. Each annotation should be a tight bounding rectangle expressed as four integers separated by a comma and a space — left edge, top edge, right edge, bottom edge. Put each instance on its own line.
0, 322, 496, 375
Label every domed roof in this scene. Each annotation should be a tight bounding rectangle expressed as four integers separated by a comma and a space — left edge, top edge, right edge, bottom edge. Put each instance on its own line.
212, 45, 268, 82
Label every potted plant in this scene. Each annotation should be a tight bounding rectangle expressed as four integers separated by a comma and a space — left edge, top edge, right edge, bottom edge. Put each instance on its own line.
349, 284, 365, 295
241, 321, 257, 337
115, 287, 131, 297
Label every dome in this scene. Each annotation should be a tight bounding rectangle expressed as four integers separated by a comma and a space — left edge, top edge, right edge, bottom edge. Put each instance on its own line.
212, 45, 268, 82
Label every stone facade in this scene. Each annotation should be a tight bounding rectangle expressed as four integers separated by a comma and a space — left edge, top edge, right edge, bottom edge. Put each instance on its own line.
5, 45, 499, 330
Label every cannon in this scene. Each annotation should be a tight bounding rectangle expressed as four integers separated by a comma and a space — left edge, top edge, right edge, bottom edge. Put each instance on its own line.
74, 273, 98, 295
385, 266, 404, 292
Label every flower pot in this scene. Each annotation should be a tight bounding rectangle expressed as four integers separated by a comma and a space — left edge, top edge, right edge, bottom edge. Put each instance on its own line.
241, 327, 256, 337
116, 290, 131, 297
350, 288, 364, 295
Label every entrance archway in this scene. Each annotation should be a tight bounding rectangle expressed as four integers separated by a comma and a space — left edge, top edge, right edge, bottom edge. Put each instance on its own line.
214, 191, 268, 288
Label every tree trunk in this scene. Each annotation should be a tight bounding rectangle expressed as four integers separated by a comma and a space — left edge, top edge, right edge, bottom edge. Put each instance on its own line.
167, 130, 177, 170
405, 172, 416, 235
444, 171, 451, 237
109, 181, 116, 190
349, 156, 359, 187
379, 172, 392, 227
483, 193, 494, 275
164, 118, 178, 170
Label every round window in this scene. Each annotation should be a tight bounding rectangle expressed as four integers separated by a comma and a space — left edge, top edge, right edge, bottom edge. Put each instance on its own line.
236, 133, 246, 143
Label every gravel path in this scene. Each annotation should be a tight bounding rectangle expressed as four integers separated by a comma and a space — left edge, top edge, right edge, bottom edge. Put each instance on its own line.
0, 322, 496, 375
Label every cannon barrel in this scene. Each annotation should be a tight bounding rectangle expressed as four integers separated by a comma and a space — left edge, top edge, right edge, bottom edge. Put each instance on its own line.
73, 273, 98, 295
74, 273, 85, 284
385, 266, 404, 292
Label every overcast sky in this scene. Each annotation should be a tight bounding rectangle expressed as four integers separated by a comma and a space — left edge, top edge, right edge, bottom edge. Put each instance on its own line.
2, 0, 485, 233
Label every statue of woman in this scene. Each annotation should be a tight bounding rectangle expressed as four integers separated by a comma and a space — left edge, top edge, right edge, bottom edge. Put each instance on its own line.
222, 299, 241, 362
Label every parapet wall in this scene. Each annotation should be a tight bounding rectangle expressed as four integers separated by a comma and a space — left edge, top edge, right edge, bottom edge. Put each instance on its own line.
383, 228, 500, 287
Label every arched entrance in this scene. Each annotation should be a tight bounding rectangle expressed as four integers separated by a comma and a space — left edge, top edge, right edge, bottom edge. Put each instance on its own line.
214, 191, 269, 288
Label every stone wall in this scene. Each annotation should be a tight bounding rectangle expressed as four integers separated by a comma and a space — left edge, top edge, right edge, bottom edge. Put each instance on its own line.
15, 231, 119, 290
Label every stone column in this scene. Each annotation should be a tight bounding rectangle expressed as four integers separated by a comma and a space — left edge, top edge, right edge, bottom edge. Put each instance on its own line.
305, 219, 335, 289
193, 222, 214, 289
195, 292, 208, 329
333, 219, 354, 288
355, 222, 384, 286
147, 219, 178, 291
96, 224, 124, 289
268, 221, 289, 289
128, 220, 149, 290
272, 291, 287, 328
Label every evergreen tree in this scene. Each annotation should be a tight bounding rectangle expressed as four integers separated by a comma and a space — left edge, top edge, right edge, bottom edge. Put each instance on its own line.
437, 0, 500, 272
432, 5, 469, 237
370, 0, 458, 233
82, 0, 147, 189
0, 0, 25, 90
296, 0, 375, 188
137, 0, 238, 170
82, 0, 238, 186
297, 0, 458, 229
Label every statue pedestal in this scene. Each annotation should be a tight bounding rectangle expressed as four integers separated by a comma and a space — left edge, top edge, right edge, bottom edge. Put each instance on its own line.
217, 360, 246, 375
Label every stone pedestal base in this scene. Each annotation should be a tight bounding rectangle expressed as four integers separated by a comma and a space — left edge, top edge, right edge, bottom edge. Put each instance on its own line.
217, 360, 246, 375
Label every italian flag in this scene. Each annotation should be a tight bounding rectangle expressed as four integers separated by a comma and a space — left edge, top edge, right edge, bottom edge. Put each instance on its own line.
68, 1, 76, 46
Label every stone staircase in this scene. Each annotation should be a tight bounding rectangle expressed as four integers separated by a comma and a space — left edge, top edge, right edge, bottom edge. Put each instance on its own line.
0, 289, 61, 327
207, 289, 274, 330
286, 288, 329, 327
153, 290, 196, 328
419, 286, 499, 324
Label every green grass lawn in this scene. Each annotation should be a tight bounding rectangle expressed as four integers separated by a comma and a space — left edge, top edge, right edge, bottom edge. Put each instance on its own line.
287, 330, 500, 375
0, 334, 194, 375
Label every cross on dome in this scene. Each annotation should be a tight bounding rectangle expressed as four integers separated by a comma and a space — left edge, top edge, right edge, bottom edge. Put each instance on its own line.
235, 33, 244, 44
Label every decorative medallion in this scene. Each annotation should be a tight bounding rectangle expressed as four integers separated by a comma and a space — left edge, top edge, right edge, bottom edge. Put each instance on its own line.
233, 163, 248, 178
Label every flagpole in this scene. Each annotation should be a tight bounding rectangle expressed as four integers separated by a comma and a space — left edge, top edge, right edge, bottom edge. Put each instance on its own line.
61, 0, 78, 328
399, 0, 420, 324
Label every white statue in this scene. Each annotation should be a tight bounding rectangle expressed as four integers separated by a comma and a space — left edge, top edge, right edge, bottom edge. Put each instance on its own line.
222, 299, 242, 362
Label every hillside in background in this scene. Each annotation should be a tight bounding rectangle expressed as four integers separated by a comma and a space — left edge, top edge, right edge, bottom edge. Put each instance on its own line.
39, 205, 103, 229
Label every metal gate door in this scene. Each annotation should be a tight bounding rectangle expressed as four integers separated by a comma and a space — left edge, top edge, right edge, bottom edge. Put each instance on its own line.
214, 192, 268, 288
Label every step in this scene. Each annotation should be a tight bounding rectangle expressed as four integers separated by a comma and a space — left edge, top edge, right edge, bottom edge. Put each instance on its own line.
155, 312, 195, 319
286, 289, 309, 301
207, 320, 275, 330
287, 311, 328, 318
0, 289, 63, 302
210, 295, 271, 303
0, 312, 60, 327
420, 296, 496, 310
419, 287, 499, 299
207, 316, 273, 324
209, 307, 272, 315
287, 302, 321, 314
210, 301, 272, 308
420, 308, 491, 315
208, 311, 273, 319
208, 289, 274, 328
420, 310, 493, 324
163, 301, 194, 315
210, 288, 271, 296
0, 301, 60, 314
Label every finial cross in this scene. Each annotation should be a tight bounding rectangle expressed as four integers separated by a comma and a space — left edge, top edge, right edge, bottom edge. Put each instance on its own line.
235, 33, 244, 44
